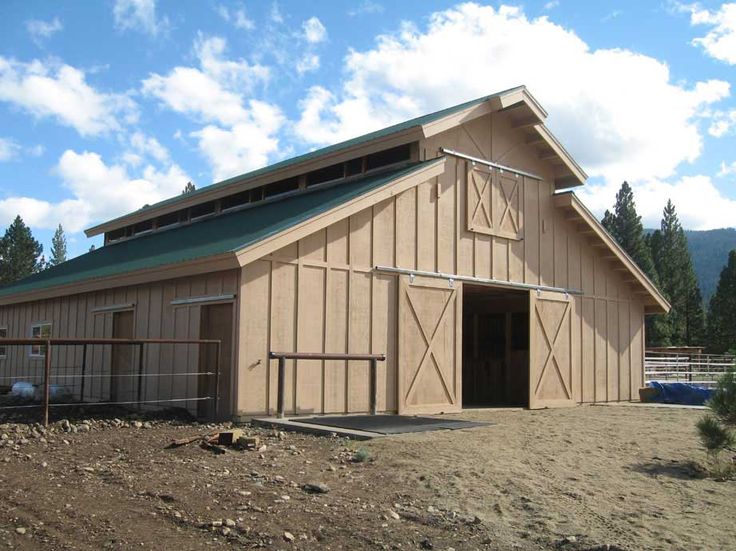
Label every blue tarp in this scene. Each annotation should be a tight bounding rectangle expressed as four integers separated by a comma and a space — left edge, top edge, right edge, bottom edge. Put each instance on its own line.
646, 382, 713, 405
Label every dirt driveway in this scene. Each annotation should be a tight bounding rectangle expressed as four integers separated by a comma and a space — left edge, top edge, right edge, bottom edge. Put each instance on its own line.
0, 405, 733, 550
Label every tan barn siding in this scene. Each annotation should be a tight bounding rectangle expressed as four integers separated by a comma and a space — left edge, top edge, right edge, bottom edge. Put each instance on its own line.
238, 110, 647, 415
0, 270, 238, 413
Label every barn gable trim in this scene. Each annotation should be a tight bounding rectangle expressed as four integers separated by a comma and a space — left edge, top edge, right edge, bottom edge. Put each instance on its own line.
553, 191, 670, 314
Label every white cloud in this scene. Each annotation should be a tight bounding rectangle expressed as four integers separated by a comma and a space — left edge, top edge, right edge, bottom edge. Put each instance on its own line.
294, 3, 729, 184
0, 150, 190, 233
577, 176, 736, 231
0, 138, 20, 161
0, 56, 137, 136
127, 131, 169, 164
688, 2, 736, 64
718, 160, 736, 176
26, 17, 63, 45
113, 0, 169, 37
296, 54, 320, 74
142, 35, 269, 126
217, 5, 255, 30
270, 2, 284, 24
544, 1, 560, 10
192, 100, 285, 181
303, 16, 327, 44
348, 1, 384, 16
707, 108, 736, 136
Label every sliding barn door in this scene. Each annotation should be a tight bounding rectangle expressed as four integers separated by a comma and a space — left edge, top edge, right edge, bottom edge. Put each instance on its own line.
529, 290, 575, 409
398, 276, 462, 414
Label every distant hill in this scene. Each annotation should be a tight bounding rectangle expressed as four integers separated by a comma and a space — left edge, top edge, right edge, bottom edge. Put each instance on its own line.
684, 228, 736, 303
643, 228, 736, 303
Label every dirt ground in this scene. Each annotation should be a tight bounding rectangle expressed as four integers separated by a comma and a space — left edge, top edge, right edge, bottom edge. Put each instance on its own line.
0, 405, 733, 551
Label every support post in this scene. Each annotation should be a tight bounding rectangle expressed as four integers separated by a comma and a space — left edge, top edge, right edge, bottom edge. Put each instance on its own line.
213, 342, 221, 421
80, 343, 87, 402
277, 356, 286, 419
43, 340, 51, 427
137, 343, 145, 408
369, 358, 378, 415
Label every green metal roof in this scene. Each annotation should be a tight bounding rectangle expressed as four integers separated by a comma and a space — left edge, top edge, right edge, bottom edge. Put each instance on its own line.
93, 86, 524, 231
0, 161, 439, 298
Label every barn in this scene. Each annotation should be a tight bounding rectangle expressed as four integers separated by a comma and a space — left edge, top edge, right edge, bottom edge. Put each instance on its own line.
0, 86, 669, 419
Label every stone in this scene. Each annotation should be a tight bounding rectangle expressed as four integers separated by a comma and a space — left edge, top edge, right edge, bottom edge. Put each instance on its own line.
283, 531, 295, 542
132, 421, 143, 429
211, 520, 223, 528
388, 510, 400, 520
302, 483, 330, 494
564, 535, 578, 544
15, 527, 26, 535
224, 519, 236, 527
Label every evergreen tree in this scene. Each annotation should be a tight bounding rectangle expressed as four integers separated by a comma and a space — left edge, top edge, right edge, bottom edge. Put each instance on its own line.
707, 250, 736, 354
601, 181, 658, 281
49, 224, 67, 266
182, 181, 196, 194
649, 200, 705, 346
0, 216, 44, 284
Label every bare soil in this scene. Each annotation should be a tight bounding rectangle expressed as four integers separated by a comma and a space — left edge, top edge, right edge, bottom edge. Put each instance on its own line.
0, 405, 733, 550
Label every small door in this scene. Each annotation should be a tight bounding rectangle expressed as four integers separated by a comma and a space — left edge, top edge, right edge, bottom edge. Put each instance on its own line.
198, 303, 234, 420
466, 163, 523, 240
110, 310, 135, 404
398, 276, 462, 414
529, 290, 575, 408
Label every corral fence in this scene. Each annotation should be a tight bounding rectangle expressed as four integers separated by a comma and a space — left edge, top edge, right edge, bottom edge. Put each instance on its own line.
0, 338, 221, 426
644, 350, 734, 388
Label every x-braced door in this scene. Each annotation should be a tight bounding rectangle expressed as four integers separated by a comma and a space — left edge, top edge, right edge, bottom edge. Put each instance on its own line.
529, 290, 575, 409
398, 276, 462, 414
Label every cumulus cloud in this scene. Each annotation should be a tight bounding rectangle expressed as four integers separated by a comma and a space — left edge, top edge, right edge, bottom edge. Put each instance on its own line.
707, 108, 736, 137
296, 53, 320, 74
294, 3, 729, 185
0, 138, 20, 162
26, 17, 63, 45
303, 16, 327, 44
113, 0, 169, 37
577, 175, 736, 231
0, 149, 190, 233
688, 2, 736, 64
143, 35, 283, 180
192, 100, 285, 181
348, 1, 384, 16
142, 35, 269, 126
216, 5, 255, 30
0, 56, 137, 136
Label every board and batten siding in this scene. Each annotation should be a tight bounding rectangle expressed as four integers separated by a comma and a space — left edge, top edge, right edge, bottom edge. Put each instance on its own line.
0, 270, 238, 412
237, 109, 645, 416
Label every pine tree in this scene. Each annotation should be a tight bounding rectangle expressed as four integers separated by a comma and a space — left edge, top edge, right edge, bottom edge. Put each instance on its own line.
649, 200, 705, 346
0, 216, 44, 284
49, 224, 67, 266
601, 182, 658, 281
182, 181, 196, 194
707, 250, 736, 354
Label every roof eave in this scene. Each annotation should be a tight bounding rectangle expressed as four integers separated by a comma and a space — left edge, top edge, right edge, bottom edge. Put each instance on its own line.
553, 191, 670, 314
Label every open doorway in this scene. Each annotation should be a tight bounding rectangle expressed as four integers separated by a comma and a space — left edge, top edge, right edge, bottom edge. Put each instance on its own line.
462, 285, 529, 407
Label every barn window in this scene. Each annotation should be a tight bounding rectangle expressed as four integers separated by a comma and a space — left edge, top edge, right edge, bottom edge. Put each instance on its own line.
133, 219, 154, 235
221, 190, 251, 211
0, 327, 6, 358
365, 144, 411, 170
306, 163, 344, 187
106, 227, 126, 243
466, 164, 524, 240
29, 322, 51, 357
157, 210, 181, 229
190, 201, 216, 220
264, 176, 299, 198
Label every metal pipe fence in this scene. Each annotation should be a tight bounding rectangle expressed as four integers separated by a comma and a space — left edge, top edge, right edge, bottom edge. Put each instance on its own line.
645, 351, 734, 388
269, 351, 386, 418
0, 338, 221, 426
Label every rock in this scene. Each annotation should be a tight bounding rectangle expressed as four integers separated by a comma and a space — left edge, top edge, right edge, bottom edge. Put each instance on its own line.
224, 519, 236, 527
283, 531, 295, 542
420, 538, 433, 549
563, 535, 578, 544
143, 422, 153, 429
60, 419, 71, 432
77, 424, 90, 433
211, 519, 223, 528
132, 421, 143, 429
15, 527, 26, 535
302, 482, 330, 494
388, 510, 400, 520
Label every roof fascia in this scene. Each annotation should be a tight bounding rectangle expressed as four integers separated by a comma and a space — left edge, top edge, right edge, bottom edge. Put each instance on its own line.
553, 192, 670, 313
85, 127, 425, 238
235, 157, 447, 267
534, 124, 588, 188
0, 252, 240, 306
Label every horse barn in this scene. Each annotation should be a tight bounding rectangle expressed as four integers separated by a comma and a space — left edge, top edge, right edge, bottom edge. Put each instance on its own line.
0, 86, 670, 420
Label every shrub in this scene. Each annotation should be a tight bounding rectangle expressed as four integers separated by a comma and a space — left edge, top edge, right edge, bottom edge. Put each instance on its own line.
696, 368, 736, 479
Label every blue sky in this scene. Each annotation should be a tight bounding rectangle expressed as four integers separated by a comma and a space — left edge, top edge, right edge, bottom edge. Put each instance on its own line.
0, 0, 735, 259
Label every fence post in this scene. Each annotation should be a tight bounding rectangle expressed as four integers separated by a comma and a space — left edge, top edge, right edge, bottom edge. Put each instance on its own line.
277, 355, 286, 419
369, 358, 378, 415
80, 343, 87, 402
137, 343, 145, 408
43, 339, 51, 427
214, 342, 221, 420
